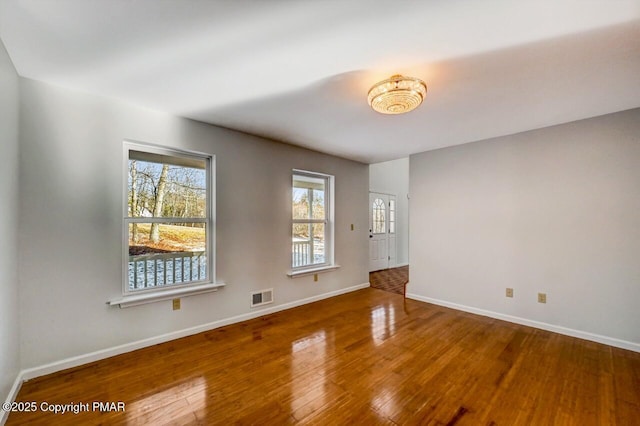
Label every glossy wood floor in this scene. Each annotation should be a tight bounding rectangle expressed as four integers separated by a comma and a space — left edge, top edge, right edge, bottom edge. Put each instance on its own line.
370, 266, 409, 295
8, 288, 640, 425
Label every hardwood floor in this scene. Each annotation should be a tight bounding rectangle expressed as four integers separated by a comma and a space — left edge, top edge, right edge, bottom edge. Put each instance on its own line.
370, 266, 409, 295
7, 288, 640, 425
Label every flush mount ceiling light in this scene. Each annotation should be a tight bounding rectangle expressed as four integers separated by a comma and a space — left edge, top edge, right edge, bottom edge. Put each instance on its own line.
367, 74, 427, 115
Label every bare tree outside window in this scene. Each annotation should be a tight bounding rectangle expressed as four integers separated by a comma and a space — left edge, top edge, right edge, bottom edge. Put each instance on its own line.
126, 147, 210, 292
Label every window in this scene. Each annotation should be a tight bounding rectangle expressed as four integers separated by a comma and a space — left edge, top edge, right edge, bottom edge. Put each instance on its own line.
389, 199, 395, 234
292, 170, 334, 272
117, 141, 219, 305
372, 197, 386, 234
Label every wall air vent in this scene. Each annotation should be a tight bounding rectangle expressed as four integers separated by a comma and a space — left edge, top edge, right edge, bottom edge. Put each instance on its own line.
251, 288, 274, 308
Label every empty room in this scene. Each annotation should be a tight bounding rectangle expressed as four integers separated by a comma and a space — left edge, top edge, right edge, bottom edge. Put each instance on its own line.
1, 1, 639, 424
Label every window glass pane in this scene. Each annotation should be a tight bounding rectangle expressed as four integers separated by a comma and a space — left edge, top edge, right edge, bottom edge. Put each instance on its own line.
128, 155, 206, 218
292, 187, 310, 220
389, 199, 395, 234
312, 188, 325, 219
312, 223, 325, 265
373, 198, 386, 234
293, 174, 325, 220
128, 223, 207, 290
292, 223, 310, 267
291, 223, 325, 267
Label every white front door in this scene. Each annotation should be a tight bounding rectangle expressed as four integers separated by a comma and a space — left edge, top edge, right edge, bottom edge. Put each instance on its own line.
369, 192, 396, 272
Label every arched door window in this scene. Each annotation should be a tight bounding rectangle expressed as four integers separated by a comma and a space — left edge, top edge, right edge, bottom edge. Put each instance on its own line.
372, 198, 386, 234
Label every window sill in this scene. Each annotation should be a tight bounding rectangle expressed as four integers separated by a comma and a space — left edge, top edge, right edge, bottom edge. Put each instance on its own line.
287, 265, 340, 278
108, 282, 226, 308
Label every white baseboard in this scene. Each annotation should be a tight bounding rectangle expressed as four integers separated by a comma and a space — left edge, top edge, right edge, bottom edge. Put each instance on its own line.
406, 293, 640, 353
1, 373, 23, 425
19, 282, 370, 382
393, 262, 409, 268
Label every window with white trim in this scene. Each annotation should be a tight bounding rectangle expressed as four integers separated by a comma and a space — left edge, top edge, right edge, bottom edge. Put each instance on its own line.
123, 141, 214, 296
292, 170, 334, 271
389, 198, 396, 234
372, 197, 386, 234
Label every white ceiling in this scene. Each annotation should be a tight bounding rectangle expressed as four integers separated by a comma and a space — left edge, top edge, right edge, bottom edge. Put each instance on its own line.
1, 1, 639, 163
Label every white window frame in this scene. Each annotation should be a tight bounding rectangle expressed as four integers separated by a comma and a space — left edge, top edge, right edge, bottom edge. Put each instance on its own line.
289, 169, 338, 277
109, 140, 223, 308
389, 198, 396, 234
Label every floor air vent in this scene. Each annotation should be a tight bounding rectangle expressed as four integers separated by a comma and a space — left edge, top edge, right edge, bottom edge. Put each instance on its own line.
251, 288, 274, 308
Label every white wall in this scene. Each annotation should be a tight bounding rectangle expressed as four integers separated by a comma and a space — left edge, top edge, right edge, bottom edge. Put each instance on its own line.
409, 109, 640, 346
0, 40, 20, 405
369, 157, 410, 266
18, 78, 369, 370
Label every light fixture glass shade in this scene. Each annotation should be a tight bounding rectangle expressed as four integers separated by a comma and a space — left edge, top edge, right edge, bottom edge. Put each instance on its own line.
367, 74, 427, 114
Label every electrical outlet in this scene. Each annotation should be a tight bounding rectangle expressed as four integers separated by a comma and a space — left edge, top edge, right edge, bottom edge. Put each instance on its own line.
506, 288, 513, 298
538, 293, 547, 304
314, 273, 318, 282
172, 298, 181, 310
